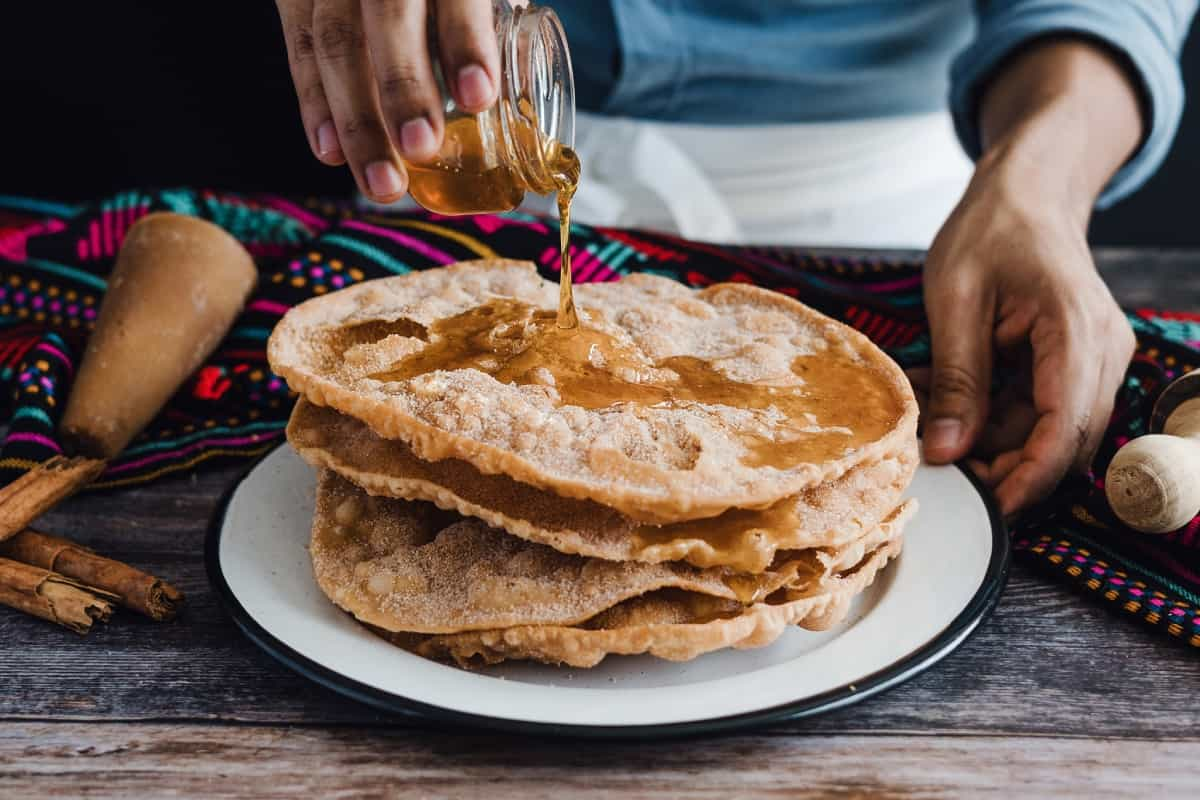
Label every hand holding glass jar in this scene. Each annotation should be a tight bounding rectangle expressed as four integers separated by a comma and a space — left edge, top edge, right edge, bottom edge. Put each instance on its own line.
274, 0, 574, 214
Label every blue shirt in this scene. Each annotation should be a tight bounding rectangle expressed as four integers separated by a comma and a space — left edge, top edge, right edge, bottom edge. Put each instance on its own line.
551, 1, 1197, 207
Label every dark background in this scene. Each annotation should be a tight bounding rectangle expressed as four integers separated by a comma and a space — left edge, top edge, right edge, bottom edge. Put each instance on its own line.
0, 3, 1195, 246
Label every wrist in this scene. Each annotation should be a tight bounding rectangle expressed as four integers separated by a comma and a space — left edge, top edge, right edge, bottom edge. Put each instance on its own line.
975, 105, 1096, 227
976, 38, 1143, 225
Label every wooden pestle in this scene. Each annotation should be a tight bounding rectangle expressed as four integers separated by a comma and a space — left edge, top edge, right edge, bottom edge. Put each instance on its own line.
0, 213, 256, 540
1107, 370, 1200, 533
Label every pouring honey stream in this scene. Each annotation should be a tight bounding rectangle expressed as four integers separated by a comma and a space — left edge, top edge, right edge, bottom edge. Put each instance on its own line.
512, 94, 582, 330
551, 145, 581, 330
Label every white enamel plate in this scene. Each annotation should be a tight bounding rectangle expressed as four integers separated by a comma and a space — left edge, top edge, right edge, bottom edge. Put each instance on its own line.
207, 445, 1007, 738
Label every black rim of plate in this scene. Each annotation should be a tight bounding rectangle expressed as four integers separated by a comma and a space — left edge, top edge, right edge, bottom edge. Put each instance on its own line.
205, 444, 1010, 740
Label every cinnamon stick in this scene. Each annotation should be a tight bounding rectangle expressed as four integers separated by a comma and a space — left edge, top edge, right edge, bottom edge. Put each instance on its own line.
0, 556, 117, 634
0, 529, 183, 621
0, 456, 106, 541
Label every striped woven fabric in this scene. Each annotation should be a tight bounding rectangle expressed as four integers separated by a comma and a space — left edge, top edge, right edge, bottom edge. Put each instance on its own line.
0, 188, 1197, 649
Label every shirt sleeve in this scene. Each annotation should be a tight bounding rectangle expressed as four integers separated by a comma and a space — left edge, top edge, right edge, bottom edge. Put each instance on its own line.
950, 0, 1197, 208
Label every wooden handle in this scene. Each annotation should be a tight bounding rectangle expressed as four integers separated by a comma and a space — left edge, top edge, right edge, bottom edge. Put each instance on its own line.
1106, 397, 1200, 533
1163, 396, 1200, 440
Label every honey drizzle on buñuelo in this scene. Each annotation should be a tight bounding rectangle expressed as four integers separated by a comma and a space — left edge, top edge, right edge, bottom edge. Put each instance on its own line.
366, 295, 903, 571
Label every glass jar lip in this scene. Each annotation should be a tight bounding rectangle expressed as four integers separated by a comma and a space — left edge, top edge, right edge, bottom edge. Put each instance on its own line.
525, 6, 575, 148
500, 4, 575, 190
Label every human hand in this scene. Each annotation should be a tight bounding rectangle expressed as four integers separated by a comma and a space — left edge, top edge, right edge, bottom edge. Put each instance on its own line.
915, 152, 1136, 515
274, 0, 501, 202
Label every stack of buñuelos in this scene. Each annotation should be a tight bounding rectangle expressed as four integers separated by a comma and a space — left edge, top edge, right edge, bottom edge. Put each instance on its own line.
268, 260, 919, 668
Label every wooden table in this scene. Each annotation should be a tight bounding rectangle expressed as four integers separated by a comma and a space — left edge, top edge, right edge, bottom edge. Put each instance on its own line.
3, 248, 1199, 798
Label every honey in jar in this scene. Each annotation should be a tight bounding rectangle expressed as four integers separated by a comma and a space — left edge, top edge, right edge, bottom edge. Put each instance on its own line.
405, 1, 576, 217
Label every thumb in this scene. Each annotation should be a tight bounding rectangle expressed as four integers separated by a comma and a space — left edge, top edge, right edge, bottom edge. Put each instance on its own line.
923, 270, 994, 464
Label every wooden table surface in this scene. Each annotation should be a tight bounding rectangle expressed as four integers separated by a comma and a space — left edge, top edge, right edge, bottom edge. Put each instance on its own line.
3, 248, 1200, 798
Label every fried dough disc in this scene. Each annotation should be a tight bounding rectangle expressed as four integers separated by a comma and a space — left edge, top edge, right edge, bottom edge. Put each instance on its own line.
413, 536, 904, 668
291, 398, 917, 572
313, 471, 793, 633
310, 470, 913, 636
270, 261, 918, 522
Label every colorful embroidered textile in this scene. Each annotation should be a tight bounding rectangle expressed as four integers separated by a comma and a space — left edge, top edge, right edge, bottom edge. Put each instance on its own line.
0, 189, 1196, 646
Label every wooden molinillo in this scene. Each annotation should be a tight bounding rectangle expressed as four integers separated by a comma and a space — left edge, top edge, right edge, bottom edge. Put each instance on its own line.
1106, 369, 1200, 533
0, 213, 257, 542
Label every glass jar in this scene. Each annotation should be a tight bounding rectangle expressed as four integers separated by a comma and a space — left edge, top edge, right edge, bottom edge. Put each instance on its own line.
406, 0, 576, 215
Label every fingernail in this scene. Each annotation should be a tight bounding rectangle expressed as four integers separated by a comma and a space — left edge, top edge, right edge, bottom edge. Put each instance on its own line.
365, 161, 404, 199
925, 418, 963, 459
316, 121, 340, 158
399, 117, 437, 160
456, 64, 493, 109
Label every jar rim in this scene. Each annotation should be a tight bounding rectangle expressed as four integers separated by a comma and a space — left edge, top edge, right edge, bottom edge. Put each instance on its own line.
500, 4, 575, 190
